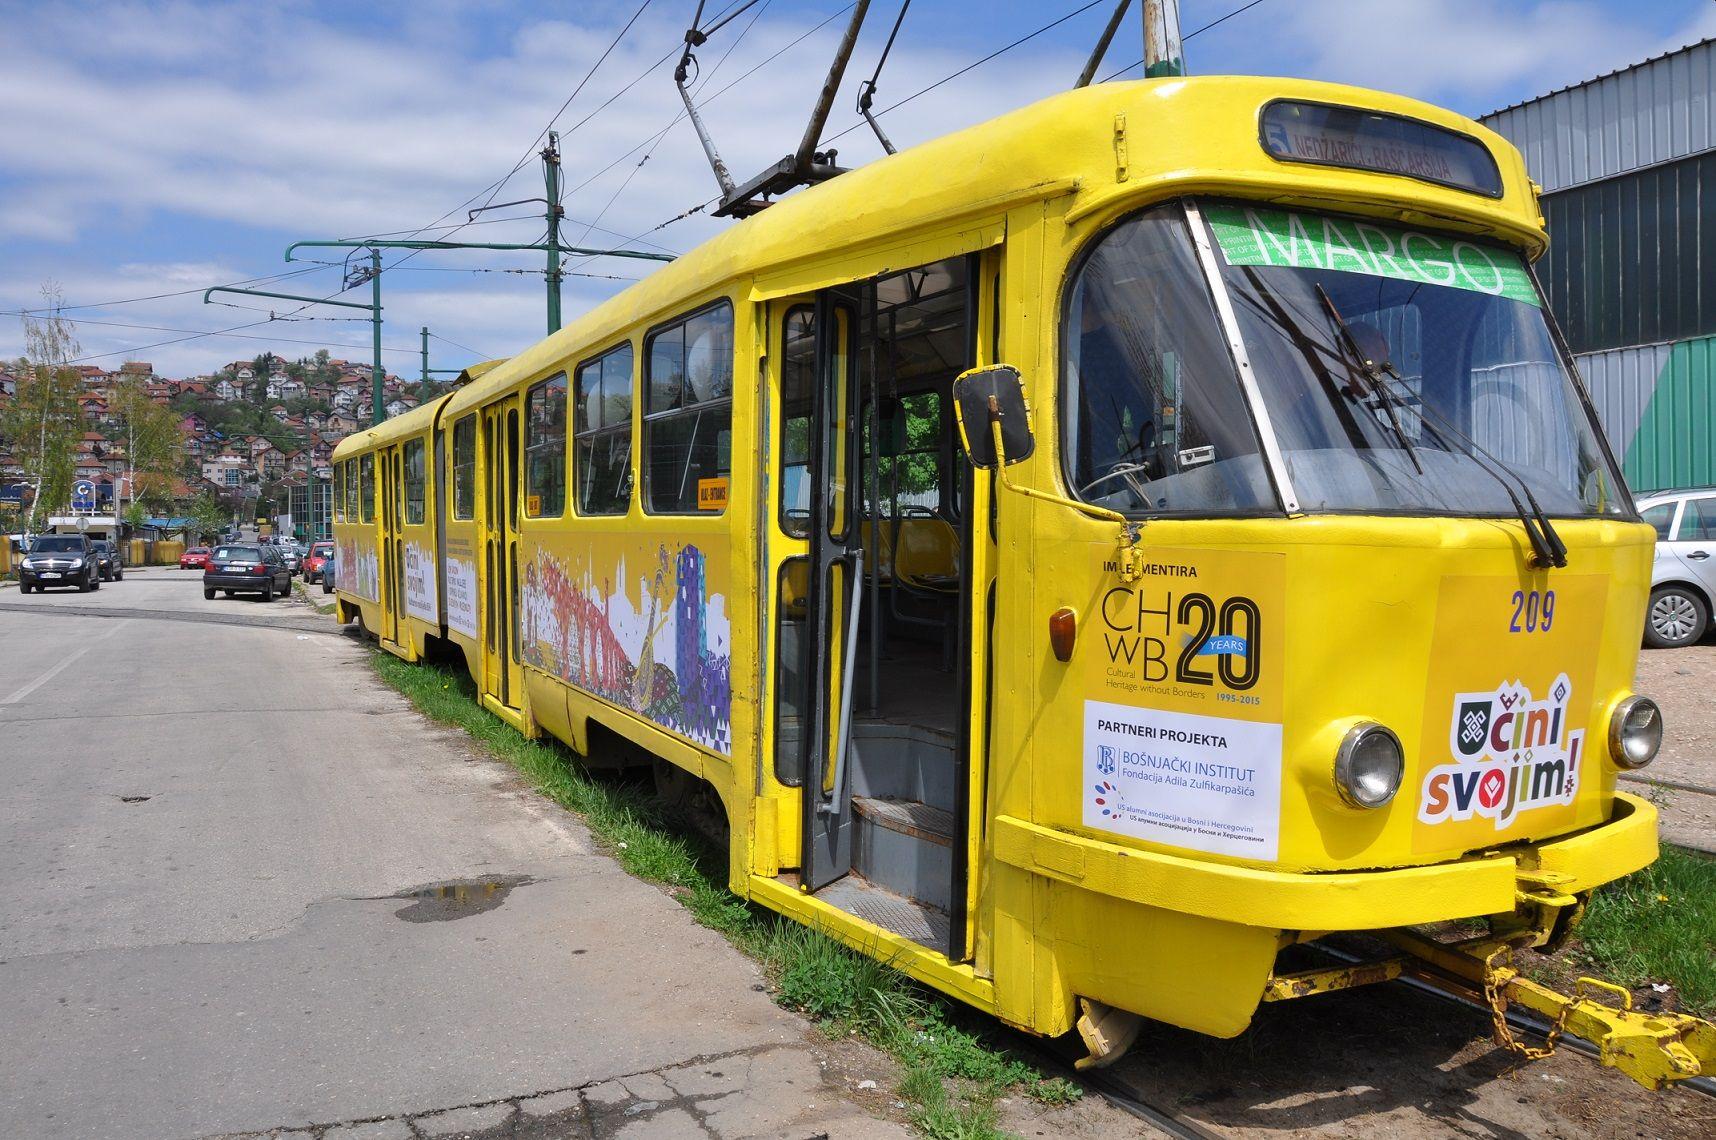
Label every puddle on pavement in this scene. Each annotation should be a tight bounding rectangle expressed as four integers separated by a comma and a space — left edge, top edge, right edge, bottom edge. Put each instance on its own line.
389, 875, 534, 923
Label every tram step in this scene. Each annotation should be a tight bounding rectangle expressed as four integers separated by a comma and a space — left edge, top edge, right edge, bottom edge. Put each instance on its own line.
852, 796, 953, 912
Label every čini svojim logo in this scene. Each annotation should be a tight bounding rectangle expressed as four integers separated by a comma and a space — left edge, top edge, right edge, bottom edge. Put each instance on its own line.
1417, 674, 1583, 830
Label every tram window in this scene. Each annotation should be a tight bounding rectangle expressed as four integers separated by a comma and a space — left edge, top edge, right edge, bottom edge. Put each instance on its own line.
1064, 205, 1274, 515
864, 391, 944, 516
575, 343, 634, 515
332, 463, 343, 522
644, 302, 733, 515
404, 438, 426, 525
780, 309, 814, 537
524, 373, 568, 518
359, 453, 375, 523
343, 460, 358, 521
452, 415, 476, 520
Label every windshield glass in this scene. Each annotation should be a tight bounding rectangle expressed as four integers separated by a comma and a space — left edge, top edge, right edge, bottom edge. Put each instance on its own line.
1062, 203, 1276, 514
31, 536, 82, 553
1202, 202, 1625, 517
216, 546, 260, 560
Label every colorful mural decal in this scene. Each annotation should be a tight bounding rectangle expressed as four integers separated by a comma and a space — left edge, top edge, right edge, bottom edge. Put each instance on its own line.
444, 551, 479, 639
520, 542, 732, 754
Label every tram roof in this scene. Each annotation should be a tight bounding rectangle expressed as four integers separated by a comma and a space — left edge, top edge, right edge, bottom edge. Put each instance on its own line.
417, 75, 1544, 428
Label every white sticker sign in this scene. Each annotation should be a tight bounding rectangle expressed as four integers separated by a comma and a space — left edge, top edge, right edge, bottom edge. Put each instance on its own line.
404, 541, 438, 623
444, 555, 478, 639
1084, 699, 1282, 860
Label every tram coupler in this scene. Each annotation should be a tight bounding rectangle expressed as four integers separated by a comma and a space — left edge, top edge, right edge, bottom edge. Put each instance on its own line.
1384, 927, 1716, 1090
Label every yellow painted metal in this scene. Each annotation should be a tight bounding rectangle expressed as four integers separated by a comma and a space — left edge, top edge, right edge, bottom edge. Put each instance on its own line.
1263, 957, 1407, 1002
322, 75, 1670, 1072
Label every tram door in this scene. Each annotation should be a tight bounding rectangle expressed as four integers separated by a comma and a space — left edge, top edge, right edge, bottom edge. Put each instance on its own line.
798, 294, 860, 890
379, 445, 401, 647
478, 400, 523, 708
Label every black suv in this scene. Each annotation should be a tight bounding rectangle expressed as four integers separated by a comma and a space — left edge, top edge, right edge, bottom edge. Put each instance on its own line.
18, 534, 101, 593
91, 539, 125, 582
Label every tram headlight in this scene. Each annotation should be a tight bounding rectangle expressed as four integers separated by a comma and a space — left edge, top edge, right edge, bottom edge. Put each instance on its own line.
1334, 723, 1404, 809
1608, 696, 1662, 770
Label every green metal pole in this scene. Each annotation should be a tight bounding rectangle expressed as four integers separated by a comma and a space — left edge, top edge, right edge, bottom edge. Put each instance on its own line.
544, 132, 563, 335
371, 248, 384, 425
421, 326, 430, 385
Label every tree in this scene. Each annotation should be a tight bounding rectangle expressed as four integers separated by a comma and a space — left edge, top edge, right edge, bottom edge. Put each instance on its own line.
108, 375, 185, 528
189, 492, 227, 544
0, 288, 84, 533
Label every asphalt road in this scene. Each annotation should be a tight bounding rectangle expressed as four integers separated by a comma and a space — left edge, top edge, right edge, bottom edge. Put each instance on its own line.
0, 569, 907, 1140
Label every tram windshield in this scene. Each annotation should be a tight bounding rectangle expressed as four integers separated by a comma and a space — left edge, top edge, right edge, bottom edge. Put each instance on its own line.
1063, 201, 1627, 518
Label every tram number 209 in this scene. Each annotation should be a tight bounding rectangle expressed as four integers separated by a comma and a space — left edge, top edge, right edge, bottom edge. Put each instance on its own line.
1099, 588, 1262, 691
1509, 589, 1556, 634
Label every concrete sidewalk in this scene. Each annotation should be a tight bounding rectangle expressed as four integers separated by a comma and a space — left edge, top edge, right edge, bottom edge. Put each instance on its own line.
0, 580, 909, 1139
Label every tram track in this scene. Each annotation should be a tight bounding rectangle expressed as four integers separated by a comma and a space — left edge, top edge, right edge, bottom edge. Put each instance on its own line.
1621, 772, 1716, 800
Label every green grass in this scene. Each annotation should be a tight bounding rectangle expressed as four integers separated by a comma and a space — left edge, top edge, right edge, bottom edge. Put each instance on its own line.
295, 579, 336, 614
1573, 845, 1716, 1016
371, 652, 1080, 1137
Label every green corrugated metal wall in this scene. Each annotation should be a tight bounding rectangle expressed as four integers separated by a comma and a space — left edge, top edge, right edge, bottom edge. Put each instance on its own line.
1622, 334, 1716, 492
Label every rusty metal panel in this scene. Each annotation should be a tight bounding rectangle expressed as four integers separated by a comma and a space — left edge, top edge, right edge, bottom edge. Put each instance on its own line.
1482, 38, 1714, 192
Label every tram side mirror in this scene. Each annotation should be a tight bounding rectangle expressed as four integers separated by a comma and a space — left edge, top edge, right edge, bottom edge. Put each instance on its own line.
952, 365, 1035, 469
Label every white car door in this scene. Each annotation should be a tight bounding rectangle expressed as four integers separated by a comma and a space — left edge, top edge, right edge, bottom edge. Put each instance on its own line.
1669, 494, 1716, 600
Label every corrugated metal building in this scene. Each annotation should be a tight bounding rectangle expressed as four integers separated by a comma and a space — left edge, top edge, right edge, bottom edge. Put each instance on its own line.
1482, 37, 1715, 493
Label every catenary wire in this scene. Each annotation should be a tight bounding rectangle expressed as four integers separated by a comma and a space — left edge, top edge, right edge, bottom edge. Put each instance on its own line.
1099, 0, 1269, 82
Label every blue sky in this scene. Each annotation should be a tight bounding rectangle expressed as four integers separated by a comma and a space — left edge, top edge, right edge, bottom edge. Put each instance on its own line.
2, 0, 1712, 378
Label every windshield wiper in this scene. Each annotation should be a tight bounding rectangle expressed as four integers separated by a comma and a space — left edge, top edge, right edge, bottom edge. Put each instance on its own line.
1314, 285, 1423, 476
1310, 285, 1567, 570
1368, 361, 1569, 569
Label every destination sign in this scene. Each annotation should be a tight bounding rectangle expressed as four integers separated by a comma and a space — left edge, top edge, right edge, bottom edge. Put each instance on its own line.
1260, 100, 1502, 198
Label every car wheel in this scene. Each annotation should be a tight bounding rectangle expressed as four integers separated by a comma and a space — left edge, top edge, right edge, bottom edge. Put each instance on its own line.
1645, 585, 1709, 648
90, 573, 100, 591
262, 582, 274, 602
80, 574, 93, 593
114, 570, 123, 581
322, 578, 333, 595
225, 590, 235, 598
19, 583, 31, 595
204, 587, 216, 600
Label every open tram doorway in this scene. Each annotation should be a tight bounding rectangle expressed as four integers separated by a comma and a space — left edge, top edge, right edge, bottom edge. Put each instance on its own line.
772, 254, 984, 959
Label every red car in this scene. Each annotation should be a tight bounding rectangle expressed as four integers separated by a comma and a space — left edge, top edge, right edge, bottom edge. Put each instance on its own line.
180, 547, 213, 570
303, 541, 335, 584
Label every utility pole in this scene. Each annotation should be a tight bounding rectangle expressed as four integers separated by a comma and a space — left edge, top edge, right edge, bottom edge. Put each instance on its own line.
543, 132, 564, 334
420, 327, 467, 384
203, 269, 385, 424
1142, 0, 1185, 78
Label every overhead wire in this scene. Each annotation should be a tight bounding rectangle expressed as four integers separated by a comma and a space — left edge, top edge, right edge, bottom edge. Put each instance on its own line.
0, 312, 423, 354
823, 1, 1107, 148
569, 0, 773, 251
428, 331, 492, 360
7, 265, 326, 316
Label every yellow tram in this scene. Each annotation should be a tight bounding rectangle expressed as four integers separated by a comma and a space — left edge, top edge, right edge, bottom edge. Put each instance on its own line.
332, 76, 1714, 1086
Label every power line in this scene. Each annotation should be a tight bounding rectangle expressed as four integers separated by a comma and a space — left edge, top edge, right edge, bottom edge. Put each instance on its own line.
824, 1, 1107, 148
428, 331, 492, 360
7, 266, 325, 316
0, 311, 424, 354
571, 0, 773, 250
1099, 0, 1269, 82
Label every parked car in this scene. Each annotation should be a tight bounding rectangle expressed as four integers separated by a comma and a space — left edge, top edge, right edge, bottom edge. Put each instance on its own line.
202, 543, 292, 601
304, 541, 334, 584
321, 554, 336, 594
180, 547, 214, 570
17, 534, 100, 593
277, 545, 303, 576
1639, 488, 1716, 647
90, 539, 125, 582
